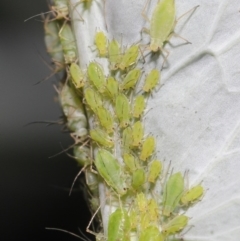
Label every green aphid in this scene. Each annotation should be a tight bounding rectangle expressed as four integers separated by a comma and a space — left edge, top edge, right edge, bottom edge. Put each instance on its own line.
108, 39, 122, 70
133, 95, 146, 118
122, 127, 132, 152
147, 0, 176, 53
87, 62, 106, 93
73, 145, 91, 167
148, 160, 162, 183
95, 149, 128, 196
44, 17, 65, 71
94, 31, 108, 57
181, 185, 204, 205
142, 69, 161, 93
115, 93, 131, 128
52, 0, 69, 20
148, 198, 159, 222
139, 226, 164, 241
132, 168, 145, 190
162, 215, 189, 235
108, 208, 131, 241
123, 153, 139, 172
84, 87, 103, 113
69, 63, 84, 88
59, 22, 78, 64
95, 106, 114, 134
119, 68, 141, 92
162, 172, 184, 216
140, 136, 155, 161
136, 192, 148, 212
119, 45, 139, 71
131, 121, 144, 148
105, 76, 119, 101
90, 128, 114, 148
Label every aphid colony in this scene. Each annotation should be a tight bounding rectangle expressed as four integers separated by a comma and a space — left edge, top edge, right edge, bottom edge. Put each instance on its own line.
42, 0, 203, 241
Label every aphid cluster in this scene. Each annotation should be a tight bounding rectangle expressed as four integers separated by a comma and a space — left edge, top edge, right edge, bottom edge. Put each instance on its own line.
42, 0, 203, 240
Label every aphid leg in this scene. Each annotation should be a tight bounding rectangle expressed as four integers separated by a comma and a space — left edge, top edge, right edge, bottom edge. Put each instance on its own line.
176, 5, 200, 22
45, 227, 86, 240
141, 0, 152, 22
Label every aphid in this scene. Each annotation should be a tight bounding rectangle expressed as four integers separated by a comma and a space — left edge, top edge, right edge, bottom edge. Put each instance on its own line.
139, 226, 164, 241
139, 136, 155, 161
73, 145, 91, 167
119, 68, 141, 92
162, 172, 184, 216
132, 168, 145, 190
142, 69, 160, 93
123, 153, 139, 172
162, 215, 188, 235
94, 31, 108, 57
69, 63, 84, 88
148, 198, 159, 222
122, 127, 132, 152
85, 168, 99, 196
108, 208, 131, 241
181, 185, 204, 205
143, 0, 176, 53
87, 62, 106, 94
115, 93, 131, 128
105, 76, 119, 100
148, 160, 162, 183
84, 87, 103, 113
59, 22, 78, 64
136, 192, 148, 212
44, 17, 65, 72
119, 45, 139, 70
108, 39, 122, 70
52, 0, 69, 19
60, 83, 88, 138
95, 149, 128, 196
95, 107, 114, 133
90, 128, 114, 148
131, 121, 144, 148
132, 95, 146, 118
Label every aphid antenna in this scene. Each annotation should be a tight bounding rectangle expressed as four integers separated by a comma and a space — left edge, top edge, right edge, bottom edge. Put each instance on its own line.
23, 120, 62, 127
45, 227, 87, 241
24, 11, 54, 22
48, 141, 77, 158
77, 227, 93, 241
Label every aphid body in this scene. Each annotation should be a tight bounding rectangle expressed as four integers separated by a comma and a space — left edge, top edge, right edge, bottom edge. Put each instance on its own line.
105, 76, 119, 100
133, 95, 146, 118
90, 128, 114, 148
132, 168, 145, 190
139, 226, 163, 241
119, 45, 139, 70
108, 39, 122, 70
162, 215, 188, 235
119, 68, 141, 91
140, 136, 155, 161
181, 185, 204, 205
148, 160, 162, 183
94, 31, 108, 57
95, 149, 127, 196
143, 69, 160, 92
95, 107, 114, 133
70, 63, 84, 88
131, 121, 144, 148
84, 87, 103, 113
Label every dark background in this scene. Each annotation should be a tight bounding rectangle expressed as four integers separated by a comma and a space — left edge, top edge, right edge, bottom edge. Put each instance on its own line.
0, 1, 93, 240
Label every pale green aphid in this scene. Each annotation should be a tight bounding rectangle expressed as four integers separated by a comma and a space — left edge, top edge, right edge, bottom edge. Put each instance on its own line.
115, 93, 131, 128
95, 149, 127, 196
132, 168, 145, 190
123, 153, 139, 172
69, 63, 84, 88
133, 95, 146, 118
94, 31, 108, 57
136, 192, 148, 212
87, 62, 106, 94
122, 127, 132, 152
148, 160, 162, 183
108, 39, 122, 70
90, 128, 114, 148
144, 0, 176, 53
60, 83, 88, 138
148, 198, 159, 222
44, 17, 65, 72
105, 76, 119, 100
73, 145, 91, 167
108, 208, 131, 241
139, 136, 155, 161
181, 185, 204, 205
84, 87, 103, 113
131, 121, 144, 148
142, 69, 161, 93
95, 107, 114, 133
139, 226, 164, 241
119, 45, 139, 70
59, 22, 78, 64
162, 215, 188, 235
52, 0, 69, 19
162, 172, 184, 216
119, 68, 141, 92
